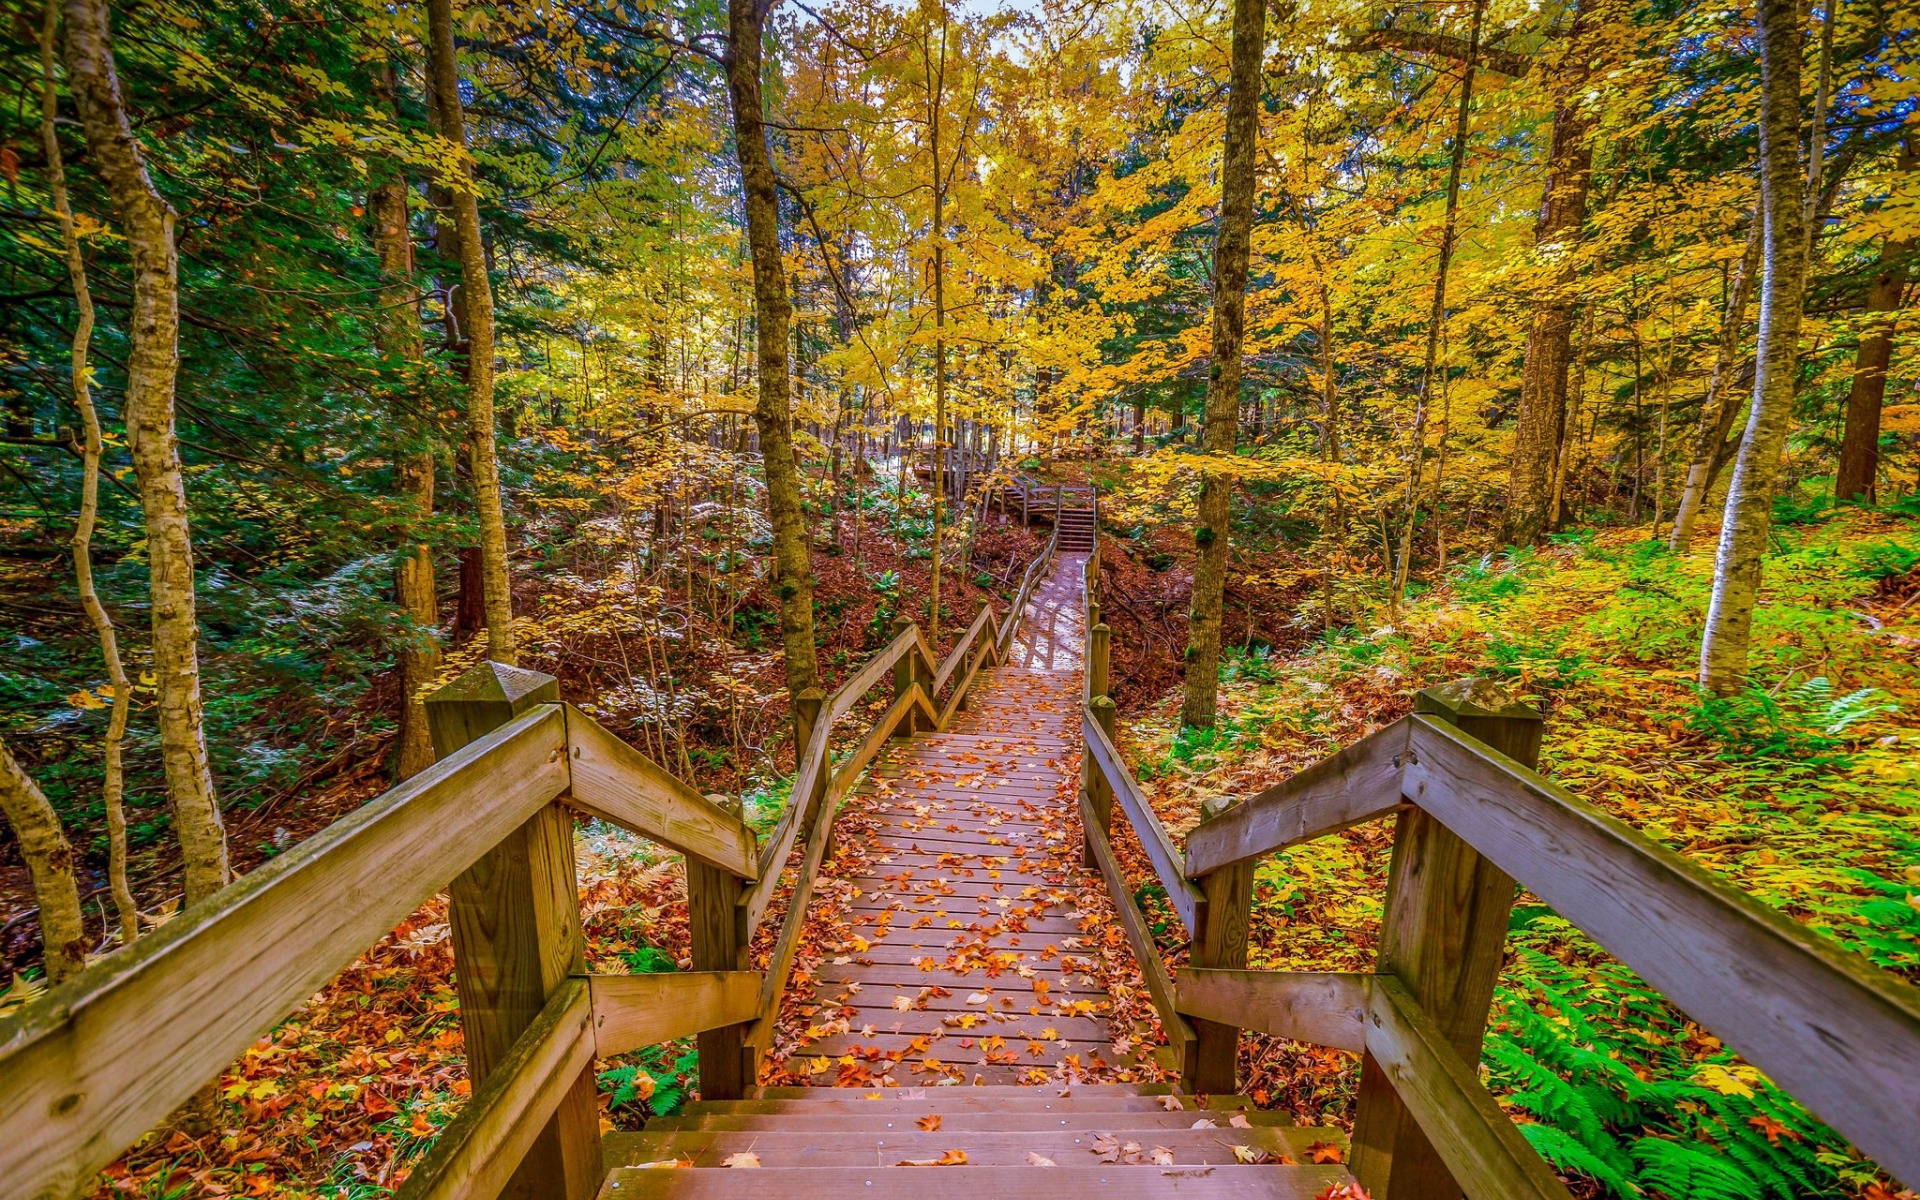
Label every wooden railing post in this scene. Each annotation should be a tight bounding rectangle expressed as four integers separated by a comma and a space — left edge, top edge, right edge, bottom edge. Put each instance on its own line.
1090, 621, 1110, 701
425, 662, 600, 1200
793, 687, 827, 827
1351, 678, 1541, 1200
1082, 696, 1116, 868
1184, 792, 1252, 1095
686, 826, 752, 1100
889, 615, 928, 733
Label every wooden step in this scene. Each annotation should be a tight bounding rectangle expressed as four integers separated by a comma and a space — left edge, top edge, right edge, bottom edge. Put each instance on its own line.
603, 1124, 1338, 1168
599, 1164, 1353, 1199
753, 1083, 1172, 1098
687, 1093, 1254, 1114
638, 1109, 1300, 1132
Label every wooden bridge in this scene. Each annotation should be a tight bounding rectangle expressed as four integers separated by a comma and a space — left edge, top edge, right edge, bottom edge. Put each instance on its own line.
3, 507, 1918, 1200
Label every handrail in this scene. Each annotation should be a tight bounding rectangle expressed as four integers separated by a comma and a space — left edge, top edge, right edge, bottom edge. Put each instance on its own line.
1083, 708, 1205, 934
1161, 695, 1920, 1192
0, 686, 767, 1200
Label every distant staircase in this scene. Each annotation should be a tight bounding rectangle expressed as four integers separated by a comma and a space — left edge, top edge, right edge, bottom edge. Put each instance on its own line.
599, 1083, 1355, 1197
1057, 505, 1097, 552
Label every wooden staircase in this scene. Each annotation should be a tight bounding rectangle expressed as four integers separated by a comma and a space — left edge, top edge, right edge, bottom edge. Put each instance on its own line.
1057, 505, 1097, 552
599, 1084, 1356, 1197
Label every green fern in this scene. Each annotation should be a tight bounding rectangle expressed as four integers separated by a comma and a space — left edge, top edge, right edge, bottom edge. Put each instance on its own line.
1630, 1138, 1767, 1200
1520, 1123, 1640, 1197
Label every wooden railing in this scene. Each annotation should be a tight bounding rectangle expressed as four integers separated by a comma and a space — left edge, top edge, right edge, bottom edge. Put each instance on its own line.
998, 473, 1097, 529
1078, 568, 1920, 1196
0, 557, 1050, 1200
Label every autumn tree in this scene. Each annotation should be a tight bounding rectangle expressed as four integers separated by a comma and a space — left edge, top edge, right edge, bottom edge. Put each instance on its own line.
64, 0, 229, 904
1698, 0, 1811, 694
427, 0, 517, 666
1180, 0, 1266, 730
726, 0, 821, 702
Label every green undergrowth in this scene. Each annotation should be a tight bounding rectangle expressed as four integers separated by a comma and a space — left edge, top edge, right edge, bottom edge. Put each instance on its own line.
1123, 509, 1919, 1199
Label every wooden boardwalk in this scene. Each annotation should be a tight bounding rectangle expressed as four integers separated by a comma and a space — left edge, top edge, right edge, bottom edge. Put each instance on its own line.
762, 554, 1166, 1086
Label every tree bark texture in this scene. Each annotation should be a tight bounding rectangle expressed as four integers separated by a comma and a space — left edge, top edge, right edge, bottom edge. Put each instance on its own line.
1392, 0, 1482, 606
43, 0, 137, 943
1834, 139, 1917, 504
1501, 0, 1612, 545
0, 739, 88, 983
64, 0, 230, 905
1699, 0, 1809, 696
372, 62, 442, 780
1179, 0, 1265, 729
728, 0, 821, 702
1671, 209, 1762, 551
426, 0, 516, 666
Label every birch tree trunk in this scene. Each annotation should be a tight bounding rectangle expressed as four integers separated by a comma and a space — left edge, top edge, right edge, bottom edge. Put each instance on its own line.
727, 0, 820, 703
1699, 0, 1809, 695
426, 0, 516, 666
43, 0, 136, 943
1179, 0, 1265, 729
372, 62, 442, 780
64, 0, 229, 905
1670, 210, 1762, 551
0, 740, 88, 983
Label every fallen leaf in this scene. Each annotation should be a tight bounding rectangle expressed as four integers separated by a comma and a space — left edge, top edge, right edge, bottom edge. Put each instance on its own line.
1026, 1151, 1058, 1167
1159, 1094, 1182, 1111
721, 1152, 761, 1168
1228, 1113, 1251, 1129
1308, 1140, 1345, 1164
897, 1150, 968, 1166
1231, 1145, 1265, 1164
1149, 1145, 1175, 1166
918, 1114, 942, 1131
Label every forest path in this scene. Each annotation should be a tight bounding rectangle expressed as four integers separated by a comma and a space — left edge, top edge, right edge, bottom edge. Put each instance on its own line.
763, 552, 1165, 1085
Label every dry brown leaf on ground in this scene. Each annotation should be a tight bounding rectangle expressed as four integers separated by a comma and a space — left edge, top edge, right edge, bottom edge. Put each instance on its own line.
1026, 1151, 1058, 1167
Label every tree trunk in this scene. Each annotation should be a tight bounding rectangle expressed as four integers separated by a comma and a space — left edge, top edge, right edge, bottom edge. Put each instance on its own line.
1671, 210, 1763, 551
43, 2, 137, 946
64, 0, 229, 905
1179, 0, 1265, 730
1834, 139, 1917, 505
426, 0, 515, 665
1392, 0, 1482, 607
1699, 0, 1809, 695
0, 739, 88, 982
727, 0, 820, 702
372, 62, 442, 780
1501, 0, 1609, 545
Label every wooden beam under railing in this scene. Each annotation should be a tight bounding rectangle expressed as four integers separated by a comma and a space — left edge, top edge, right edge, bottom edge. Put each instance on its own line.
1081, 707, 1205, 933
1183, 717, 1412, 878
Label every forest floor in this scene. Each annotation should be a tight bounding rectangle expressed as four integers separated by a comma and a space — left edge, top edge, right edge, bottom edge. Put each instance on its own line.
1105, 505, 1919, 1199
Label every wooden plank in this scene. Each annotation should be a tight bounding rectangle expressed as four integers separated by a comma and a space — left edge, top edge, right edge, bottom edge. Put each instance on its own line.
0, 704, 570, 1200
743, 714, 834, 932
590, 972, 764, 1057
1404, 712, 1920, 1187
933, 603, 996, 696
1363, 977, 1574, 1200
1082, 709, 1205, 933
1185, 850, 1251, 1095
1079, 789, 1197, 1071
1176, 969, 1370, 1054
604, 1127, 1326, 1168
600, 1165, 1352, 1199
1183, 718, 1411, 878
396, 979, 596, 1200
829, 623, 921, 724
564, 706, 758, 879
638, 1109, 1300, 1133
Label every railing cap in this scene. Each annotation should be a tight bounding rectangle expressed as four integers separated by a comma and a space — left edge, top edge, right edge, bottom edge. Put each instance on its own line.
1414, 677, 1540, 724
425, 660, 560, 712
